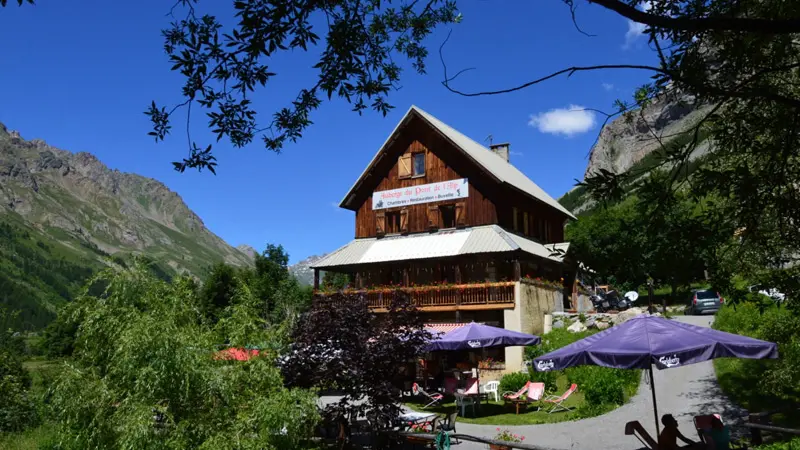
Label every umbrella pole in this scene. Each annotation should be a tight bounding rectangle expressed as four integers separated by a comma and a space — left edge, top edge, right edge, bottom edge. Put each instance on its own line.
649, 365, 660, 438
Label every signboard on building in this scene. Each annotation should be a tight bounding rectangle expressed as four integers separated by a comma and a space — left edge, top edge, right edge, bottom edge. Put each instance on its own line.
372, 178, 469, 210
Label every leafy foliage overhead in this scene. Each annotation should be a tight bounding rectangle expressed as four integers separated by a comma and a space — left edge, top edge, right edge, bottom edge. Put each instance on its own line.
146, 0, 460, 174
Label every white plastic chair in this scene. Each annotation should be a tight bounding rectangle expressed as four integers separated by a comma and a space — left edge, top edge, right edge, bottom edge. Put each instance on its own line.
483, 380, 500, 402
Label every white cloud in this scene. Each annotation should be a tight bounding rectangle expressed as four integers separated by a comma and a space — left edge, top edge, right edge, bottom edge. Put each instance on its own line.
509, 150, 524, 157
623, 1, 652, 49
528, 105, 596, 137
602, 82, 614, 91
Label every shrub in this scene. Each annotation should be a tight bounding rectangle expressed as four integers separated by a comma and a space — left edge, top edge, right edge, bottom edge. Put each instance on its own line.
713, 302, 762, 336
567, 365, 639, 406
0, 375, 38, 432
499, 372, 530, 395
713, 301, 800, 405
524, 327, 640, 404
525, 328, 598, 394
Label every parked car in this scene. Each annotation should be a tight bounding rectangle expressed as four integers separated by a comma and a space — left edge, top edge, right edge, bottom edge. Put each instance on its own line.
748, 285, 786, 303
687, 289, 724, 315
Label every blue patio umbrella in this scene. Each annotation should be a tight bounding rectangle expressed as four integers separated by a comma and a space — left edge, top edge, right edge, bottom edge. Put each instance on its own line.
532, 314, 778, 436
424, 322, 540, 352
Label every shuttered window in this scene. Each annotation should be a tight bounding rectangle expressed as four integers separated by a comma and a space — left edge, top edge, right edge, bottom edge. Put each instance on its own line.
398, 154, 412, 179
455, 202, 466, 227
400, 208, 409, 233
427, 205, 439, 229
376, 211, 386, 236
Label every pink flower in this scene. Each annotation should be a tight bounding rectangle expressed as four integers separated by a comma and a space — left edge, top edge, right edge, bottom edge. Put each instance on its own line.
496, 427, 500, 431
521, 436, 526, 441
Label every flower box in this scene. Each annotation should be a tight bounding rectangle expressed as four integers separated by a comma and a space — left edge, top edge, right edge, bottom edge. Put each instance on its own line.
489, 445, 512, 450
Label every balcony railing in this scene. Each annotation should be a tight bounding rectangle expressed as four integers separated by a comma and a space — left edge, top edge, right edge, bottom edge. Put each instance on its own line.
317, 281, 517, 311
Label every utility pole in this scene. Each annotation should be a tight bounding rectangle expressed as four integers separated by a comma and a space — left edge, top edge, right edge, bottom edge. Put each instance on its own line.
647, 277, 654, 314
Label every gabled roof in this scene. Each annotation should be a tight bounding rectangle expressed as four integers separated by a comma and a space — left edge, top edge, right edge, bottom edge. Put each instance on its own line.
340, 105, 576, 219
312, 224, 570, 269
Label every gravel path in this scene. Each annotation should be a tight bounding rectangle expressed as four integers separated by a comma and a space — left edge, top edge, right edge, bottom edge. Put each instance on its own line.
452, 315, 747, 450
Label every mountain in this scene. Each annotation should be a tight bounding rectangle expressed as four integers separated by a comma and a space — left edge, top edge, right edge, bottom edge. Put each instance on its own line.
0, 122, 253, 328
560, 93, 713, 214
289, 254, 327, 286
236, 244, 258, 260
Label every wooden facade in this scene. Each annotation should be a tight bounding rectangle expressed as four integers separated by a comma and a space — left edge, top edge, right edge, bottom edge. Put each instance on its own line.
349, 115, 568, 242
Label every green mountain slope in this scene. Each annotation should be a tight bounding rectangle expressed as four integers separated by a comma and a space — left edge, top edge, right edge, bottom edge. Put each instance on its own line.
0, 123, 253, 329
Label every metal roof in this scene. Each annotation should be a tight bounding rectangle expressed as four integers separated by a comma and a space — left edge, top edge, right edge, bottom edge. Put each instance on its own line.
340, 105, 576, 220
312, 225, 569, 269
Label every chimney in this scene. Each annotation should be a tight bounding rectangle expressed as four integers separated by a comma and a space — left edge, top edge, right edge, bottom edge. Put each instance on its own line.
490, 142, 510, 162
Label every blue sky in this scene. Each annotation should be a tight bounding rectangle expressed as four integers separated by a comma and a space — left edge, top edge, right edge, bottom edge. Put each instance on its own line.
0, 0, 655, 264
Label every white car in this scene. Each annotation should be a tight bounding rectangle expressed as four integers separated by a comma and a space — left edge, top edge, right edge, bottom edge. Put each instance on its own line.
748, 285, 786, 303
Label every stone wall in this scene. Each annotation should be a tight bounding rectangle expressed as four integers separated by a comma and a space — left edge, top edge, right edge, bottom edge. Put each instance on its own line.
503, 281, 563, 372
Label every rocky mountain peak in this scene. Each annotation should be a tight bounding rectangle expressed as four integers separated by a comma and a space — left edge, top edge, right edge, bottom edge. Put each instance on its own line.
237, 244, 257, 259
585, 92, 711, 178
289, 254, 327, 286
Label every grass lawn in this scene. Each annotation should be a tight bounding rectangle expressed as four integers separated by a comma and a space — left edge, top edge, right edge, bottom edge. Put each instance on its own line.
0, 358, 64, 449
405, 376, 614, 426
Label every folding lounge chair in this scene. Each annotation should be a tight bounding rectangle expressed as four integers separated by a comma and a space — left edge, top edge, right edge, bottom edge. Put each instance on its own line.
463, 378, 479, 395
502, 381, 530, 401
694, 413, 723, 443
694, 414, 744, 449
543, 383, 577, 413
526, 382, 545, 411
412, 382, 444, 409
625, 421, 658, 450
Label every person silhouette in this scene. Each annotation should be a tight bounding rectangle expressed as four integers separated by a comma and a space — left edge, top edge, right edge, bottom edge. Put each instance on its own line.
659, 414, 705, 450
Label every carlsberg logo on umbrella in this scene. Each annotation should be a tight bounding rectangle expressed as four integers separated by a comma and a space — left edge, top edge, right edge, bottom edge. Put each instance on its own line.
467, 340, 482, 348
658, 355, 681, 368
537, 360, 555, 371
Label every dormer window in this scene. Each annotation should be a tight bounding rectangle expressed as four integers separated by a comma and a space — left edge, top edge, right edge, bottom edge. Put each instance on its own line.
412, 153, 425, 177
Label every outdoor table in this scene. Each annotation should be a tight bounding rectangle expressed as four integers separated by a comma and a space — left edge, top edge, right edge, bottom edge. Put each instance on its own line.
397, 411, 436, 430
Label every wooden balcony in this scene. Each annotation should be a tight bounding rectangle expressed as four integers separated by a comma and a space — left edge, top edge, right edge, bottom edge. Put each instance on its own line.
317, 281, 517, 312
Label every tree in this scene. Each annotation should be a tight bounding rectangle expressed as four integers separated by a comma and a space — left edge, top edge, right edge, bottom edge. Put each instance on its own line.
48, 265, 319, 449
199, 262, 239, 322
0, 307, 37, 432
321, 271, 350, 290
566, 176, 734, 295
142, 0, 460, 174
440, 0, 800, 301
280, 291, 430, 441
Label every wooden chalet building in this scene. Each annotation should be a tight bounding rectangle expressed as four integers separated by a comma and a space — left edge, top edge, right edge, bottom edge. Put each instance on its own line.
312, 106, 576, 373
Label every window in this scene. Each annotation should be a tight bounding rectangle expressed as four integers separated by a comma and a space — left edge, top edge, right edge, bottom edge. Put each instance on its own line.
412, 153, 425, 176
386, 211, 401, 234
512, 207, 519, 232
440, 205, 456, 228
523, 212, 530, 236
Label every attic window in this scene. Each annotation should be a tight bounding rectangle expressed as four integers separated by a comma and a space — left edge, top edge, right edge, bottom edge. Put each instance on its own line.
412, 153, 425, 177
